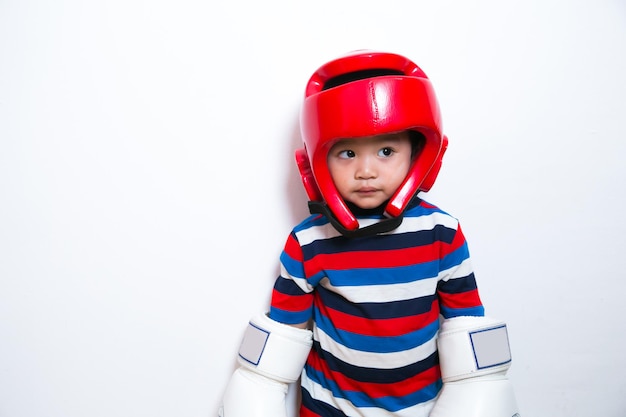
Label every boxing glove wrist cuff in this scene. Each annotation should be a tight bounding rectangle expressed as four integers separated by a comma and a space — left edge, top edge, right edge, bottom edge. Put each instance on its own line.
237, 313, 312, 383
438, 316, 512, 382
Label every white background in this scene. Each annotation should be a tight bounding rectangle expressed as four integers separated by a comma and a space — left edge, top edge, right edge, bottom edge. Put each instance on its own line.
1, 1, 625, 416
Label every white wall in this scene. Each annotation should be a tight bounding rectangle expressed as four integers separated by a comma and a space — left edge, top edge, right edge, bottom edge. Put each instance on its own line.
1, 1, 625, 416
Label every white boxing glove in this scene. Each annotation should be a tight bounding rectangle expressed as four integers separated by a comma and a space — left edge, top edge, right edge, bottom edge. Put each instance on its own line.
430, 316, 520, 417
218, 313, 313, 417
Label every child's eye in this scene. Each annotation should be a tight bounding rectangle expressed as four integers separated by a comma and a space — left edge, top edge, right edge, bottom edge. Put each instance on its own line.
338, 150, 356, 159
378, 147, 394, 157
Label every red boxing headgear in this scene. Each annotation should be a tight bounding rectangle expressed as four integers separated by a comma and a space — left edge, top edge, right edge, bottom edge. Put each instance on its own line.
296, 50, 448, 234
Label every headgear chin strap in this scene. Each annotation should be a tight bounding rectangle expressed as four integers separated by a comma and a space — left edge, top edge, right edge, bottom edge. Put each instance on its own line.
296, 50, 448, 236
307, 201, 405, 238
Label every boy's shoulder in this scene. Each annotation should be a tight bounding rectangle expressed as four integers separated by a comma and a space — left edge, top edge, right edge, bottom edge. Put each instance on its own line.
405, 198, 454, 218
399, 198, 461, 232
291, 213, 333, 236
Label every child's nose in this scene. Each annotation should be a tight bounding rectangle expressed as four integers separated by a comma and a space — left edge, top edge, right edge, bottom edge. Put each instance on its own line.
355, 156, 377, 179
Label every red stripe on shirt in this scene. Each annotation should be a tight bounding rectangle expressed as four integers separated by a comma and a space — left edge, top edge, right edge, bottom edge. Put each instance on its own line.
307, 244, 441, 271
271, 288, 312, 313
439, 288, 482, 310
307, 352, 441, 398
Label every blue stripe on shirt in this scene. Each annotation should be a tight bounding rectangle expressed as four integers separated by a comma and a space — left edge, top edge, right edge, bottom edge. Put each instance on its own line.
440, 242, 470, 272
269, 305, 312, 325
440, 304, 485, 318
314, 307, 439, 353
280, 250, 305, 279
324, 261, 440, 287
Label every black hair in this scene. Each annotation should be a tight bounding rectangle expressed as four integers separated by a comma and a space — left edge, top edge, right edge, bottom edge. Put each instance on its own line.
322, 69, 404, 91
409, 131, 426, 159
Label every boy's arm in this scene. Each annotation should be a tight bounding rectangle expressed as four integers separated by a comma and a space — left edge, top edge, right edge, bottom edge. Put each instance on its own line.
437, 223, 485, 318
433, 224, 519, 415
219, 232, 313, 417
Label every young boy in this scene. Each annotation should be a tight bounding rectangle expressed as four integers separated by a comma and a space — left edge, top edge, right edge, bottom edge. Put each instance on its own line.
219, 51, 519, 417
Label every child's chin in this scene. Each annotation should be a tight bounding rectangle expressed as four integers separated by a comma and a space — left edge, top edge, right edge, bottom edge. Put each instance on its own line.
350, 200, 385, 210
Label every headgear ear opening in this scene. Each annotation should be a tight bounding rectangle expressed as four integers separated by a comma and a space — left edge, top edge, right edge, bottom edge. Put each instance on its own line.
295, 147, 322, 202
295, 50, 447, 235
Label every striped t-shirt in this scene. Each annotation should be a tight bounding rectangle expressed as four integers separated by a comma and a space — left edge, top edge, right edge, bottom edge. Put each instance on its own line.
269, 199, 484, 417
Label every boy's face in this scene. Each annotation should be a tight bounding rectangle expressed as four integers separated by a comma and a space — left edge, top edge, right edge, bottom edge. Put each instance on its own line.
327, 131, 413, 210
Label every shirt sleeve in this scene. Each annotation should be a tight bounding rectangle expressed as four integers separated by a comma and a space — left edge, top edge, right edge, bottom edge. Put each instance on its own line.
268, 231, 314, 325
437, 224, 485, 318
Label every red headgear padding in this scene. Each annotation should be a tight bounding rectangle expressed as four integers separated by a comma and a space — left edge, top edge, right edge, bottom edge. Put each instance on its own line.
296, 50, 448, 232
